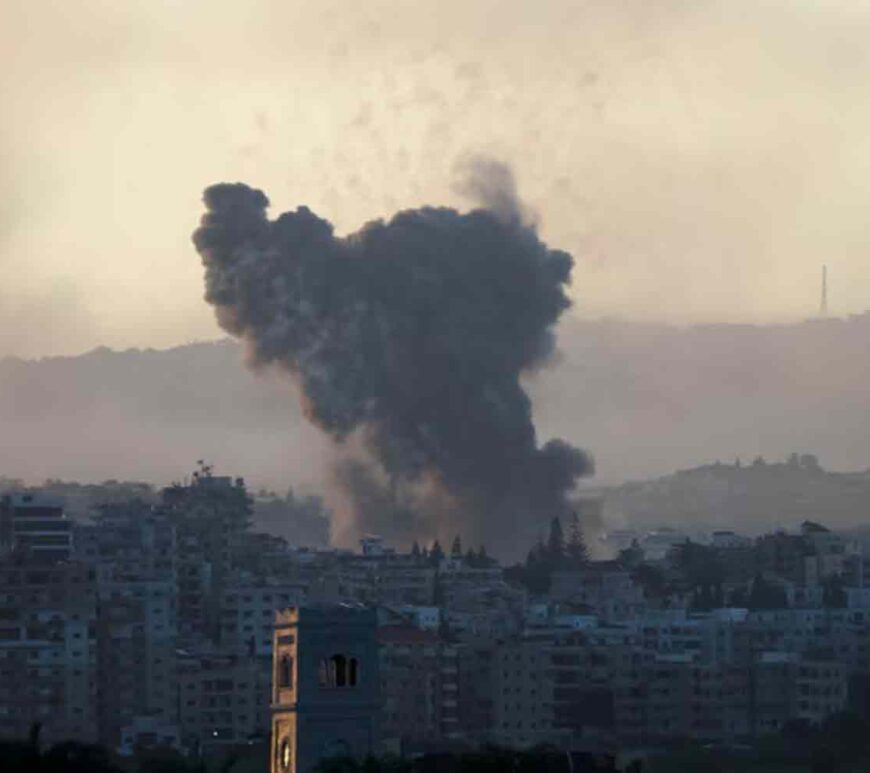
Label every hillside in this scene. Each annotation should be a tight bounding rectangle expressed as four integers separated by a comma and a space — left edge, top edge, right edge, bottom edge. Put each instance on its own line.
1, 315, 869, 516
602, 457, 870, 534
0, 340, 331, 491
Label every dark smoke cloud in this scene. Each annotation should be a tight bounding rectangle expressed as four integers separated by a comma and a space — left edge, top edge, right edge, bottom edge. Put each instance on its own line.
451, 155, 530, 226
192, 164, 591, 554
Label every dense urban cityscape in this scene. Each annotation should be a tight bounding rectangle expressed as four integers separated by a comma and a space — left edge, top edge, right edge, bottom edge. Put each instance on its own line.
3, 459, 870, 771
5, 4, 870, 772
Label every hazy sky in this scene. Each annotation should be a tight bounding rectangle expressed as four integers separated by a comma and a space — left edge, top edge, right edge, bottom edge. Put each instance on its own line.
2, 0, 870, 358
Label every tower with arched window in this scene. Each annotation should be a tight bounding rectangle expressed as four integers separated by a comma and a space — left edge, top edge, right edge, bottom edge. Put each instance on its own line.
271, 605, 379, 773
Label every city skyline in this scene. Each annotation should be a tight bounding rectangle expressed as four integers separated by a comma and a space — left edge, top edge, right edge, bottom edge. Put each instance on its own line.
2, 2, 870, 770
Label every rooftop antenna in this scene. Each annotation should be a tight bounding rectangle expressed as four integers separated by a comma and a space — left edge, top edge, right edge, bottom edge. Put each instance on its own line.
820, 264, 828, 317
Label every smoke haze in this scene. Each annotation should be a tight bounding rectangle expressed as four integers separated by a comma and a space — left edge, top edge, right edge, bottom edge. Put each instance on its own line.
3, 1, 870, 357
191, 163, 591, 550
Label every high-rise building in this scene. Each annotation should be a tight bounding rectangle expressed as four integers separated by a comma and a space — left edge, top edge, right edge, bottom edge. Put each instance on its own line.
162, 473, 251, 643
0, 560, 98, 744
271, 606, 379, 773
97, 578, 178, 748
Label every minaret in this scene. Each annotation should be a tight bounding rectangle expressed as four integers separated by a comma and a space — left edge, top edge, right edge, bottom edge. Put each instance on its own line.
820, 264, 828, 317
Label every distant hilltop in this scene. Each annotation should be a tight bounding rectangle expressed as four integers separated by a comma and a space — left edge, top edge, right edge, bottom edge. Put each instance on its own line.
601, 454, 870, 535
1, 314, 869, 494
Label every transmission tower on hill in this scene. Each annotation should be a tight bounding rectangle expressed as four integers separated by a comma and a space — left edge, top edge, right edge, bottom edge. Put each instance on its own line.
820, 264, 828, 317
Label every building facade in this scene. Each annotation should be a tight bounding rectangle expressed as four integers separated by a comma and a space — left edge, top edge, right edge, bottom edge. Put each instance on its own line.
271, 606, 379, 773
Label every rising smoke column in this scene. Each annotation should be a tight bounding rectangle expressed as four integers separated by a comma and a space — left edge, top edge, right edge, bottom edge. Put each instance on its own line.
192, 164, 592, 553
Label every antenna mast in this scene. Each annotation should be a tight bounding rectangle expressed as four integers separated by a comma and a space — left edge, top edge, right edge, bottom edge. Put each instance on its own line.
820, 264, 828, 317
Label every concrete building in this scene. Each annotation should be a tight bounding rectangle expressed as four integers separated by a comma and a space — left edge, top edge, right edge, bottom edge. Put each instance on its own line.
455, 643, 495, 745
613, 651, 848, 743
332, 554, 436, 607
378, 624, 459, 751
490, 636, 555, 749
97, 578, 178, 749
118, 715, 182, 757
549, 563, 645, 620
271, 606, 379, 773
75, 502, 176, 584
8, 494, 73, 564
0, 560, 98, 744
69, 501, 181, 749
163, 474, 252, 643
178, 651, 271, 753
219, 581, 307, 657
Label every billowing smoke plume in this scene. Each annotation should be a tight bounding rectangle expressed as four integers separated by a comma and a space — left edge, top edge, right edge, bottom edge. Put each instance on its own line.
192, 162, 592, 554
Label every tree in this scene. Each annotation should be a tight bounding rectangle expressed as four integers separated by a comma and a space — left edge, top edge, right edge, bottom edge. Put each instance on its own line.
617, 539, 643, 568
429, 540, 444, 565
450, 534, 462, 558
546, 517, 565, 564
520, 539, 552, 595
411, 541, 421, 558
565, 512, 589, 567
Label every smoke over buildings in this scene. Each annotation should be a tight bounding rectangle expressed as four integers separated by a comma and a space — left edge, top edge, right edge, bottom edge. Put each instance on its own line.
192, 162, 591, 552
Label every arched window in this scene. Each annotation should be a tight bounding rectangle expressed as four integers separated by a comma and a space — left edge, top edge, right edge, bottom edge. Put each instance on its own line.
332, 654, 347, 687
278, 737, 292, 771
278, 655, 293, 689
318, 654, 359, 688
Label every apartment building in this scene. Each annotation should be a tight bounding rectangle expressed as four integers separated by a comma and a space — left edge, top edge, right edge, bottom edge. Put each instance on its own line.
98, 578, 178, 748
613, 651, 847, 743
549, 563, 645, 620
8, 493, 73, 564
378, 624, 459, 751
219, 580, 307, 657
0, 560, 98, 744
178, 651, 271, 752
489, 636, 554, 749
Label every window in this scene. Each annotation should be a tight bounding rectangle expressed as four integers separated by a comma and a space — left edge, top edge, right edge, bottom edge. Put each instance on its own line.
319, 654, 359, 688
278, 655, 293, 689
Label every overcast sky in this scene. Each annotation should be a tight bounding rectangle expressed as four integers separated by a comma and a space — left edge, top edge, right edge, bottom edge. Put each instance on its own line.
2, 0, 870, 358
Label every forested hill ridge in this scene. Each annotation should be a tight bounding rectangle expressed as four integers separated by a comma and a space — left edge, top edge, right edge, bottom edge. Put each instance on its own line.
0, 339, 332, 491
1, 314, 869, 496
601, 455, 870, 535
